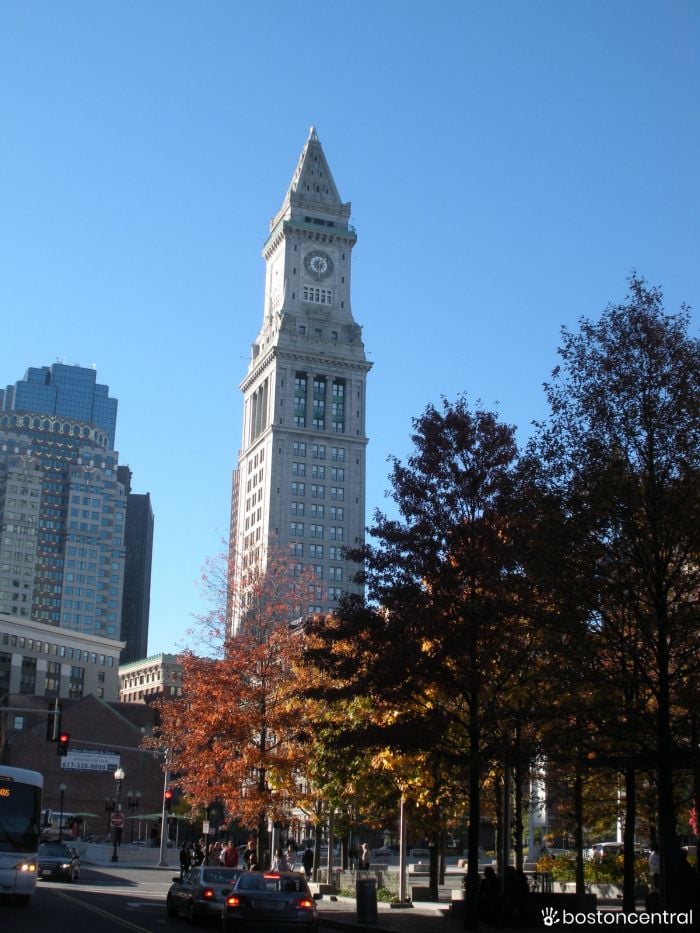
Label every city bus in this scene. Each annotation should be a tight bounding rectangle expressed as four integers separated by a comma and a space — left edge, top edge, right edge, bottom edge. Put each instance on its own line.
0, 765, 43, 905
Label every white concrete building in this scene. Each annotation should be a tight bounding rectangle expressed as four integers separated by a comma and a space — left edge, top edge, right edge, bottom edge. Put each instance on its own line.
230, 128, 372, 628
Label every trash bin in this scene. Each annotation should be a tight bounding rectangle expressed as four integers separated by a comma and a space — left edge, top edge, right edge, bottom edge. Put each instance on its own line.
356, 876, 378, 924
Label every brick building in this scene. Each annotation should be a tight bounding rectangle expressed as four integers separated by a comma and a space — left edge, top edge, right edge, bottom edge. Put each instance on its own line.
0, 692, 166, 831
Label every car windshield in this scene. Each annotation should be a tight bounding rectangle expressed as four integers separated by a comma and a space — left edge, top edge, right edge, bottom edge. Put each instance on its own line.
237, 873, 307, 893
202, 868, 241, 883
39, 844, 72, 856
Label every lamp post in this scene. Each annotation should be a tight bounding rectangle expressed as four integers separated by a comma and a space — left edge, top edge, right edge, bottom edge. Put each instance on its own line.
105, 796, 115, 835
127, 790, 141, 844
58, 783, 67, 843
111, 766, 125, 863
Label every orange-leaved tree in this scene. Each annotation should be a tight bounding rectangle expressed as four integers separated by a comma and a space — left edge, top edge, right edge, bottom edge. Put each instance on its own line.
152, 545, 316, 861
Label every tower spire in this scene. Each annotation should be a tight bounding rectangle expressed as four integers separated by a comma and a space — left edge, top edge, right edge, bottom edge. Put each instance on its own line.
271, 126, 348, 230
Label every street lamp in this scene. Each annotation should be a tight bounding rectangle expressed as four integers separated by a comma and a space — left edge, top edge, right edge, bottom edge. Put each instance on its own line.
127, 790, 141, 843
111, 766, 125, 863
58, 783, 67, 843
105, 796, 115, 834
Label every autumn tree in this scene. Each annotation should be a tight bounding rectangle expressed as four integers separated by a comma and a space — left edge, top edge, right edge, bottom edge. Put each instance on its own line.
526, 275, 700, 910
304, 398, 543, 928
152, 548, 314, 863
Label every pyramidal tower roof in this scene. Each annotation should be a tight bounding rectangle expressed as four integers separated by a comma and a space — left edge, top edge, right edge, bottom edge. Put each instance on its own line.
270, 126, 351, 230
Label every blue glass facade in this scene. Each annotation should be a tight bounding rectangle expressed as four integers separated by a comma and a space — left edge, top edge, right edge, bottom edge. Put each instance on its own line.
1, 364, 118, 448
0, 364, 149, 658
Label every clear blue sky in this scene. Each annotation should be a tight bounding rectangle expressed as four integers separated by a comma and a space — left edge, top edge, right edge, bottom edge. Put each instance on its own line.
2, 1, 698, 655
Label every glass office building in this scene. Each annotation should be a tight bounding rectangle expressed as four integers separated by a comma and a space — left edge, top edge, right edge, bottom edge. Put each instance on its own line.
0, 364, 149, 650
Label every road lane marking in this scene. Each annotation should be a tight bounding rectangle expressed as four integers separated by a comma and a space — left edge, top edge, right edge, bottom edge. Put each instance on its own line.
52, 890, 156, 933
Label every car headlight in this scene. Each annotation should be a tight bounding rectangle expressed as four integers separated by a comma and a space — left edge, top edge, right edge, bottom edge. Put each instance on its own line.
16, 861, 37, 872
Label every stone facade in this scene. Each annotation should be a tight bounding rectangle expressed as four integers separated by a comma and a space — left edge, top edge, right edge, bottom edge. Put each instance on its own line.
229, 128, 372, 629
118, 652, 182, 703
0, 612, 122, 701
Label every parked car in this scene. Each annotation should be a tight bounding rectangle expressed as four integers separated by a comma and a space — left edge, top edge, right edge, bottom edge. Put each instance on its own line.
166, 865, 242, 923
408, 847, 430, 859
37, 842, 81, 882
223, 871, 320, 932
371, 846, 392, 858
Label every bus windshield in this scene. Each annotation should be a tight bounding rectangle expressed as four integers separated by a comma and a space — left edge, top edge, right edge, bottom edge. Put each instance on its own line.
0, 778, 42, 853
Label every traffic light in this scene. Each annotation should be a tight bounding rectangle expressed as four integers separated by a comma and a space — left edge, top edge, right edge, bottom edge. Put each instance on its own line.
57, 732, 70, 757
164, 789, 173, 812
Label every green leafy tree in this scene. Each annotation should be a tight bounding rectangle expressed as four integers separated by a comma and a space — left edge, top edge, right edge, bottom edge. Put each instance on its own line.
305, 398, 541, 928
527, 275, 700, 909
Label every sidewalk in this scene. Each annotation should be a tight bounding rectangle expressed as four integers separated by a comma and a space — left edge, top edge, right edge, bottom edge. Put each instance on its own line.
315, 894, 678, 933
317, 896, 466, 933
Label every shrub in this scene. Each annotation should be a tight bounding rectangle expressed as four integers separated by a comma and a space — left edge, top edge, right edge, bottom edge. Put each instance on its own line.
534, 852, 651, 886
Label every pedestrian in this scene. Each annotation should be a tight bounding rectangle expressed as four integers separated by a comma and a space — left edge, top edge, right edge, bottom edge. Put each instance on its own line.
301, 844, 314, 880
286, 842, 296, 870
192, 840, 204, 865
243, 838, 257, 871
223, 841, 239, 868
272, 847, 290, 872
358, 842, 370, 870
179, 842, 190, 880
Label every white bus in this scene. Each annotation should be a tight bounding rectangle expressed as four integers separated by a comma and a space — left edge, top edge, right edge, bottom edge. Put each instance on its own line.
0, 765, 43, 905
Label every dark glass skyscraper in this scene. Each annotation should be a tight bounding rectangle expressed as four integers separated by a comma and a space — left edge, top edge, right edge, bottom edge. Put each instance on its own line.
117, 466, 154, 664
0, 364, 152, 656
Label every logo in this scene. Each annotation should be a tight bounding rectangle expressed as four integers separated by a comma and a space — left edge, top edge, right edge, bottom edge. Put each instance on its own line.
543, 906, 559, 926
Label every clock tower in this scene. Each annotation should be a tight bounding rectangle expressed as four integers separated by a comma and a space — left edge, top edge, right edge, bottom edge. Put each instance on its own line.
230, 127, 372, 629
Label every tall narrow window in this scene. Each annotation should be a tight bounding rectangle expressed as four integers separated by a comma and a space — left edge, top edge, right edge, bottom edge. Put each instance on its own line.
331, 379, 345, 433
313, 376, 326, 431
294, 372, 307, 428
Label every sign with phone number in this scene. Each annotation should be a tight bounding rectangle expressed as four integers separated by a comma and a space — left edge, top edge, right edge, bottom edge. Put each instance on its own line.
60, 748, 121, 772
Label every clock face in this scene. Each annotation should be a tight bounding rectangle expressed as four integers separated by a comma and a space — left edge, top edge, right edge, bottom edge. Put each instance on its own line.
304, 249, 334, 280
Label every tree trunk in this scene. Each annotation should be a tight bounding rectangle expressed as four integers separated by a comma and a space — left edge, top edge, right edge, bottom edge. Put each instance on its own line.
428, 839, 438, 900
464, 736, 481, 930
514, 749, 524, 872
573, 766, 585, 895
656, 604, 679, 909
494, 776, 503, 877
622, 767, 636, 913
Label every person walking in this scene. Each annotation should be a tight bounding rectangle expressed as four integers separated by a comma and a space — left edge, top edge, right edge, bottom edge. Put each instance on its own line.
243, 839, 258, 871
301, 844, 314, 880
358, 842, 370, 870
223, 841, 239, 868
179, 842, 190, 880
272, 847, 290, 872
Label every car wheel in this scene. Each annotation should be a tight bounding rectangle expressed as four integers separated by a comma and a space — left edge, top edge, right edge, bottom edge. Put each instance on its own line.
166, 894, 177, 917
188, 902, 200, 926
14, 895, 30, 906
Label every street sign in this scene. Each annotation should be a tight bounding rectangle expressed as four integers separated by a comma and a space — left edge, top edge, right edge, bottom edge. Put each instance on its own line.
111, 812, 125, 828
202, 821, 210, 835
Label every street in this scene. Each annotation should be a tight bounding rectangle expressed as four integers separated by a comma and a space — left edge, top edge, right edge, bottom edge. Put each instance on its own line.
0, 864, 372, 933
1, 865, 175, 933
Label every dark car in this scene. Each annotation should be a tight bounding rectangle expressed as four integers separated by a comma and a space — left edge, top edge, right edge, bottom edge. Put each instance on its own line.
167, 865, 243, 923
222, 871, 320, 932
37, 842, 81, 881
